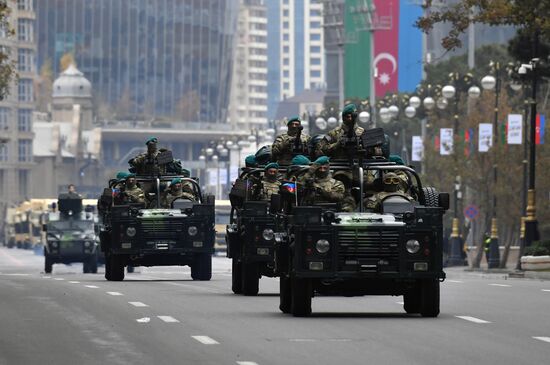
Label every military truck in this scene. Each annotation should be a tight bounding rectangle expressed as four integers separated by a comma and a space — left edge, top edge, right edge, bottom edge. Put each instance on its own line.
226, 168, 280, 295
43, 196, 100, 274
98, 175, 215, 281
274, 129, 449, 317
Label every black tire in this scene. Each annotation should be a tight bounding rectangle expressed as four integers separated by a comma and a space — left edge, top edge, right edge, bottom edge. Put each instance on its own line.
422, 187, 439, 207
241, 262, 259, 296
23, 241, 31, 250
290, 275, 312, 317
83, 261, 90, 274
16, 242, 22, 249
420, 279, 440, 317
191, 253, 212, 281
231, 258, 243, 294
126, 265, 135, 273
279, 275, 291, 314
107, 253, 125, 281
44, 256, 53, 274
403, 283, 421, 314
88, 253, 98, 274
104, 253, 112, 280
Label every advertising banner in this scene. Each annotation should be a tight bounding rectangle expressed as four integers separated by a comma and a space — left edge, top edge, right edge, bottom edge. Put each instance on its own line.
507, 114, 522, 145
411, 136, 423, 161
440, 128, 453, 155
479, 123, 493, 152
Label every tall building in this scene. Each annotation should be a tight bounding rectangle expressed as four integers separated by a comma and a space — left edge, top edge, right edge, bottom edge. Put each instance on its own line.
267, 0, 324, 119
0, 0, 37, 210
35, 0, 239, 121
228, 0, 268, 129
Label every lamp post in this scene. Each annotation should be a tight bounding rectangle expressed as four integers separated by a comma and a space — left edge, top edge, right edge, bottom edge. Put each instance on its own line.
442, 73, 480, 266
384, 94, 416, 164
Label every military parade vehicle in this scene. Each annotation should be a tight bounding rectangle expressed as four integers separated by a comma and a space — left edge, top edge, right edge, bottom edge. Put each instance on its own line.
273, 128, 449, 317
43, 196, 100, 274
98, 174, 215, 281
226, 168, 280, 295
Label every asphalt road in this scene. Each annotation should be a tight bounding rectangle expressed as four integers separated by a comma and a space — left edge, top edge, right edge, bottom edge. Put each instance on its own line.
1, 246, 550, 365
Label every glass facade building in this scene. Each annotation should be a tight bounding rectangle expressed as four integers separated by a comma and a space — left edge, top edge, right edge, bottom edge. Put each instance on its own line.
35, 0, 238, 122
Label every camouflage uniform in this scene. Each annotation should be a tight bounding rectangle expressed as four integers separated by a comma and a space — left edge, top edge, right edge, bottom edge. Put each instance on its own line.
160, 189, 196, 208
272, 133, 311, 165
260, 180, 281, 201
364, 172, 411, 212
123, 185, 145, 204
129, 150, 168, 175
315, 124, 365, 160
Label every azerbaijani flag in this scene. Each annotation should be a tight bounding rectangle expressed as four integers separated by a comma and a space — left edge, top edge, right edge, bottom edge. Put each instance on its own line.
282, 182, 296, 193
536, 114, 545, 145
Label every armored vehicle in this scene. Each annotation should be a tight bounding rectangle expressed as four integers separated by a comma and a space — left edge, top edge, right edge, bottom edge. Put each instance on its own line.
43, 196, 99, 274
98, 175, 215, 281
226, 168, 279, 295
274, 129, 449, 317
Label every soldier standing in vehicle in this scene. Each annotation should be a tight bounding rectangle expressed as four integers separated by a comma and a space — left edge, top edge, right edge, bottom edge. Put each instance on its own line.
66, 184, 82, 199
160, 178, 197, 208
316, 104, 365, 160
260, 162, 281, 201
271, 116, 311, 165
129, 137, 168, 175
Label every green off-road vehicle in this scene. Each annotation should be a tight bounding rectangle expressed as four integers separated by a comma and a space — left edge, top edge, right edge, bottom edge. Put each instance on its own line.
98, 175, 215, 281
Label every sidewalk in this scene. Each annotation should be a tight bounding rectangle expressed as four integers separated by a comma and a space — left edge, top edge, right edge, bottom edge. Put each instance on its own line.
444, 265, 550, 281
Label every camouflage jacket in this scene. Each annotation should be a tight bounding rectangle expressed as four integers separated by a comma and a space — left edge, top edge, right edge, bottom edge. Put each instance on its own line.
271, 132, 311, 165
298, 173, 345, 205
123, 185, 145, 204
260, 180, 281, 201
160, 189, 196, 208
129, 151, 167, 175
315, 124, 365, 160
364, 191, 412, 212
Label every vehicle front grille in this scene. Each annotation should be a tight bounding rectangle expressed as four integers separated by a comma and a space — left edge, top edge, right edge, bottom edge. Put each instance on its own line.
139, 220, 183, 239
337, 229, 400, 271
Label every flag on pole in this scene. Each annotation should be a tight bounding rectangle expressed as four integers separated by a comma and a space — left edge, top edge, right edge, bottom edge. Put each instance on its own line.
464, 129, 471, 157
536, 114, 545, 144
479, 123, 493, 152
434, 135, 440, 151
411, 136, 423, 161
507, 114, 522, 145
440, 128, 453, 155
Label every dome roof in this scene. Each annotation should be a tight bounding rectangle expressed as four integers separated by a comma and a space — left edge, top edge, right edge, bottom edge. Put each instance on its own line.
52, 64, 92, 98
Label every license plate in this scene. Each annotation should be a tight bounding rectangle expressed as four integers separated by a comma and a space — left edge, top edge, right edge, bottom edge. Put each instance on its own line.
193, 241, 203, 248
257, 248, 269, 256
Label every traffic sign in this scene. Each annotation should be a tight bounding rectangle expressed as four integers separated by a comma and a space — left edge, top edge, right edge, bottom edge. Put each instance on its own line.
464, 205, 479, 220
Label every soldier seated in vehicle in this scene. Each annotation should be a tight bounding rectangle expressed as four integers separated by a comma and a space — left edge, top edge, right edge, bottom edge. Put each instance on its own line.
271, 116, 311, 165
364, 172, 412, 212
160, 177, 197, 208
260, 162, 281, 201
285, 154, 311, 181
298, 156, 355, 212
117, 173, 145, 205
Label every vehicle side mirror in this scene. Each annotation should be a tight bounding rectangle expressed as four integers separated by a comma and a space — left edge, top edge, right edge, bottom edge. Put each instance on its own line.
438, 193, 450, 211
270, 194, 281, 214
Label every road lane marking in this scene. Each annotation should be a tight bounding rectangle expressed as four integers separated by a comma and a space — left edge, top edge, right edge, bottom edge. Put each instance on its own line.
533, 337, 550, 343
237, 362, 259, 365
136, 317, 151, 323
54, 278, 65, 281
2, 273, 30, 276
542, 289, 550, 292
84, 285, 99, 288
447, 280, 464, 283
157, 316, 179, 323
456, 316, 491, 324
192, 336, 219, 345
69, 281, 80, 284
129, 302, 149, 307
289, 339, 316, 342
107, 291, 123, 296
489, 284, 511, 287
42, 276, 51, 279
396, 301, 404, 305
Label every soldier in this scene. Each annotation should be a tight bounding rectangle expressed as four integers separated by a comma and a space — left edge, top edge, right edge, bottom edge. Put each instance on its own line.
66, 184, 82, 199
298, 156, 355, 212
316, 104, 365, 160
286, 154, 311, 181
244, 155, 258, 168
271, 116, 311, 165
364, 172, 411, 212
160, 177, 197, 208
129, 137, 169, 175
260, 162, 281, 201
120, 173, 145, 204
388, 154, 410, 193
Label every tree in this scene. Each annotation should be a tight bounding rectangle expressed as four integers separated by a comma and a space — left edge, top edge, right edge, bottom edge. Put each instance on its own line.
0, 2, 16, 100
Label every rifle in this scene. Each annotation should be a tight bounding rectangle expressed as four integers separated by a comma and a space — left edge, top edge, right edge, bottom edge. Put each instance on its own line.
291, 126, 307, 156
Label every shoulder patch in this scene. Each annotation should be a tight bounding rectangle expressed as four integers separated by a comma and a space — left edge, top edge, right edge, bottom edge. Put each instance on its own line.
355, 126, 365, 136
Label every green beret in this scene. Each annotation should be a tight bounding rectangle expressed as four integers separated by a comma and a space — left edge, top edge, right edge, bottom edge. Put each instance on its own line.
313, 156, 330, 165
389, 154, 404, 165
171, 177, 182, 185
146, 137, 158, 145
116, 171, 130, 180
125, 173, 136, 179
342, 103, 358, 115
245, 155, 258, 167
291, 155, 311, 166
287, 116, 301, 126
265, 162, 279, 170
181, 168, 191, 178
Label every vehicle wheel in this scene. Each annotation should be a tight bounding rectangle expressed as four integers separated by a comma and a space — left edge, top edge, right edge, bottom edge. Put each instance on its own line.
191, 253, 212, 281
44, 256, 53, 274
108, 253, 125, 281
83, 261, 90, 274
16, 242, 22, 249
23, 241, 31, 250
104, 253, 112, 280
88, 253, 98, 274
422, 187, 439, 207
290, 275, 312, 317
241, 262, 259, 296
127, 265, 135, 273
231, 258, 242, 294
420, 279, 440, 317
279, 275, 291, 314
403, 283, 421, 314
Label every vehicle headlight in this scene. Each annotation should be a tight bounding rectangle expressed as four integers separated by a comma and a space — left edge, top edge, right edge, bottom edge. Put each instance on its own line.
262, 228, 274, 241
50, 241, 58, 248
188, 226, 198, 236
126, 227, 136, 237
84, 241, 91, 247
406, 239, 421, 254
315, 239, 330, 254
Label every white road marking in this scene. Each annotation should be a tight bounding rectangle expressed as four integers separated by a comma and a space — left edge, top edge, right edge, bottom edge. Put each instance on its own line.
456, 316, 491, 324
192, 336, 219, 345
396, 301, 404, 305
489, 284, 511, 287
447, 280, 464, 283
533, 337, 550, 344
84, 285, 99, 289
328, 339, 352, 342
136, 317, 151, 323
69, 281, 80, 284
54, 278, 65, 281
129, 301, 148, 307
289, 339, 316, 342
3, 273, 30, 276
542, 289, 550, 292
42, 276, 51, 279
237, 362, 259, 365
157, 316, 179, 323
107, 291, 123, 296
